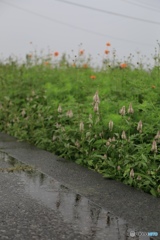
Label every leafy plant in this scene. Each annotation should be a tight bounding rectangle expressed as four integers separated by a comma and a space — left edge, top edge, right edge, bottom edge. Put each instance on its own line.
0, 48, 160, 197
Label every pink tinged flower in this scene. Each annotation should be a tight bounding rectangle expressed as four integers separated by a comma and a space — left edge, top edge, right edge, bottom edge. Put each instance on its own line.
106, 138, 112, 146
109, 120, 113, 131
137, 175, 142, 181
130, 168, 134, 178
121, 130, 127, 140
55, 123, 61, 128
61, 127, 65, 132
94, 102, 99, 112
137, 120, 142, 133
151, 140, 157, 153
75, 140, 80, 148
127, 103, 134, 114
86, 132, 91, 138
106, 140, 110, 146
93, 91, 100, 103
79, 121, 84, 132
117, 166, 121, 171
119, 106, 125, 116
52, 135, 57, 141
155, 130, 160, 140
66, 110, 73, 118
21, 109, 26, 117
57, 105, 62, 113
112, 136, 116, 142
103, 154, 107, 159
68, 110, 73, 118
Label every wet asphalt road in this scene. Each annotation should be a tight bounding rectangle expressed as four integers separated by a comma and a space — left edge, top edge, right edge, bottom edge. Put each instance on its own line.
0, 132, 159, 240
0, 171, 87, 240
0, 153, 132, 240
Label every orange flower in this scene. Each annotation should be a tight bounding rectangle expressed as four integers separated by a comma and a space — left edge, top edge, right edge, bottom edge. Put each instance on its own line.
106, 42, 111, 46
79, 50, 84, 55
44, 61, 49, 66
83, 63, 88, 68
90, 75, 96, 79
54, 51, 59, 57
152, 85, 156, 89
104, 50, 110, 54
120, 63, 127, 69
26, 54, 32, 59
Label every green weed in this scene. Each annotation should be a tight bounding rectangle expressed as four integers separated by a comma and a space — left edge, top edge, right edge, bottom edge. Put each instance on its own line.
0, 47, 160, 197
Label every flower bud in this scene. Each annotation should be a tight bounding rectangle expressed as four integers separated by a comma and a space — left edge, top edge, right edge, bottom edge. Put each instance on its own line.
137, 120, 142, 133
21, 109, 26, 117
109, 120, 113, 131
79, 121, 84, 132
86, 132, 90, 138
119, 106, 125, 116
151, 140, 157, 153
57, 105, 62, 113
121, 130, 127, 140
127, 103, 134, 114
112, 137, 116, 142
106, 141, 110, 146
137, 175, 142, 181
94, 102, 99, 113
155, 130, 160, 140
93, 91, 100, 103
103, 154, 107, 159
130, 168, 134, 178
52, 135, 57, 141
66, 110, 73, 118
55, 122, 61, 128
75, 140, 80, 148
117, 166, 121, 171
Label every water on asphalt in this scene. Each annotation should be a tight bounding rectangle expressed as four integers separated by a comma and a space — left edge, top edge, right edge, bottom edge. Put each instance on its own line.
0, 151, 153, 240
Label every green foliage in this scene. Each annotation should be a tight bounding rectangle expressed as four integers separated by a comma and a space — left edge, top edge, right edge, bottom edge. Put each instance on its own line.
0, 52, 160, 197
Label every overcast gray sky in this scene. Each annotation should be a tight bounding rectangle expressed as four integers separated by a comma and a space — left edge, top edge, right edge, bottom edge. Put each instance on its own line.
0, 0, 160, 66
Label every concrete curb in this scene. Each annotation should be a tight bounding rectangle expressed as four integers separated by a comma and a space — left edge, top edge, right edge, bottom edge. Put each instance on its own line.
0, 132, 159, 236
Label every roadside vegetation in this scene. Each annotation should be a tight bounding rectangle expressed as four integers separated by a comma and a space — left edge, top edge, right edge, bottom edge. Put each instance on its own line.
0, 42, 160, 196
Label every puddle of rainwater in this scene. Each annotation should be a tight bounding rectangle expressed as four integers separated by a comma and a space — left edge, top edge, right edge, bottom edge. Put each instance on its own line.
0, 151, 153, 240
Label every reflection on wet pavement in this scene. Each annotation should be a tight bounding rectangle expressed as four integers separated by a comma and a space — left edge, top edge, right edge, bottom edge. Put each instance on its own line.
0, 151, 152, 240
